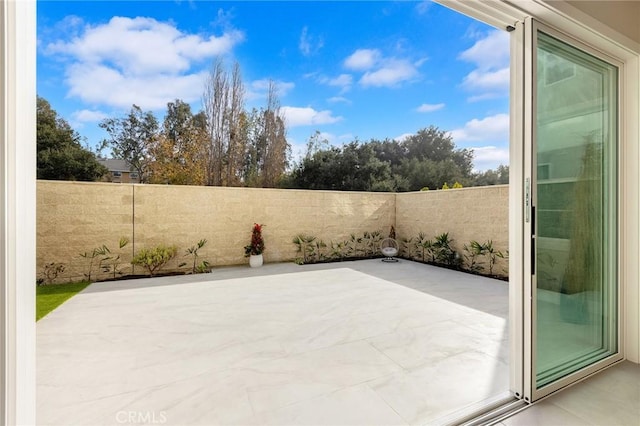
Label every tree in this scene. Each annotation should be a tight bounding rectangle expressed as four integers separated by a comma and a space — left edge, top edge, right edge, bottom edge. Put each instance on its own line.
304, 130, 331, 160
285, 125, 474, 192
243, 81, 291, 187
405, 127, 472, 167
368, 138, 407, 166
288, 141, 396, 192
260, 81, 290, 187
37, 96, 107, 181
225, 62, 247, 186
202, 59, 256, 187
148, 100, 208, 185
472, 165, 509, 186
202, 59, 227, 186
100, 105, 159, 183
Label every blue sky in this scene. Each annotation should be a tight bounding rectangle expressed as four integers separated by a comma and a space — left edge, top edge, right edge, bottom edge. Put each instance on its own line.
37, 0, 510, 171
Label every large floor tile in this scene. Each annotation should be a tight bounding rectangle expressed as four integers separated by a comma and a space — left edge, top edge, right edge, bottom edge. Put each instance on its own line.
370, 350, 509, 424
549, 378, 640, 426
242, 384, 408, 426
502, 361, 640, 426
501, 401, 592, 426
367, 318, 506, 370
37, 262, 509, 425
243, 340, 403, 414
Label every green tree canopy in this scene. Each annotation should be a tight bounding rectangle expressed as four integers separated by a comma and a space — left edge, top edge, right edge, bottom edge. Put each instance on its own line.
288, 141, 400, 192
472, 165, 509, 186
37, 96, 107, 181
286, 125, 483, 192
100, 105, 159, 183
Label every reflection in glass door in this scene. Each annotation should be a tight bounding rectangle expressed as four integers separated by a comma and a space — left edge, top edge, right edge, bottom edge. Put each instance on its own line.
534, 30, 619, 390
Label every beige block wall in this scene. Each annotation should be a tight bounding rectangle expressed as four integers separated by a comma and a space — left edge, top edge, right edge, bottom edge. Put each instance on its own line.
133, 185, 395, 271
37, 181, 135, 283
37, 181, 508, 282
37, 181, 396, 282
396, 185, 509, 275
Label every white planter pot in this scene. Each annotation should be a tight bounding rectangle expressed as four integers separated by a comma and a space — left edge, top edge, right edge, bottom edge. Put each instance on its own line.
249, 254, 263, 268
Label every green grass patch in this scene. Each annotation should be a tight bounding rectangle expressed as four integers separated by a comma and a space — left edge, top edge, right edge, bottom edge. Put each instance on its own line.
36, 281, 90, 321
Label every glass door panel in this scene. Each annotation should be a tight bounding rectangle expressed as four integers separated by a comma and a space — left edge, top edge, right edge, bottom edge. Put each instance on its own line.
534, 30, 618, 389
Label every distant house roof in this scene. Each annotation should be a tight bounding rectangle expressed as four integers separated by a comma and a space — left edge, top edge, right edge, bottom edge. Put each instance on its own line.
98, 159, 134, 173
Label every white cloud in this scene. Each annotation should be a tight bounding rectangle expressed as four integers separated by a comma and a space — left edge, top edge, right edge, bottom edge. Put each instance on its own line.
72, 109, 108, 123
394, 133, 414, 142
458, 30, 510, 101
44, 16, 245, 110
471, 146, 510, 172
360, 59, 418, 88
344, 49, 381, 71
415, 1, 433, 15
47, 16, 244, 75
299, 27, 311, 56
327, 96, 351, 104
318, 73, 353, 94
299, 26, 323, 56
246, 79, 295, 102
416, 103, 445, 113
281, 106, 342, 127
467, 93, 502, 103
459, 30, 509, 70
449, 110, 510, 171
249, 79, 295, 96
461, 67, 509, 94
327, 74, 352, 87
65, 63, 208, 110
343, 48, 422, 89
338, 133, 354, 142
414, 57, 428, 67
449, 113, 509, 142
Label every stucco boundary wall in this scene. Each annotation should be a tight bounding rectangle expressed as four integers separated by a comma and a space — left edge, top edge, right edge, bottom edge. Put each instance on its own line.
36, 181, 508, 283
37, 181, 396, 282
396, 185, 509, 274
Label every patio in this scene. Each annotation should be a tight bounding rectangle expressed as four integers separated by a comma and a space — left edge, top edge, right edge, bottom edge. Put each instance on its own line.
37, 259, 509, 425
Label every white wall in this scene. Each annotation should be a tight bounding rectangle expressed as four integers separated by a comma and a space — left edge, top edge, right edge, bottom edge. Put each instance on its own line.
1, 1, 37, 424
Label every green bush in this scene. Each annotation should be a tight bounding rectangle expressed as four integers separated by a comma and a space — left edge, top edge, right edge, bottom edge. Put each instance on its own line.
131, 245, 178, 277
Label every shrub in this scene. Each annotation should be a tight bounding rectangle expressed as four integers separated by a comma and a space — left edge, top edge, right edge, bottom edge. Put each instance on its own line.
39, 262, 66, 285
293, 230, 383, 264
244, 223, 265, 256
433, 232, 456, 264
101, 237, 130, 280
131, 245, 178, 277
79, 245, 109, 282
463, 240, 486, 272
292, 234, 317, 264
184, 239, 211, 273
415, 232, 435, 262
483, 240, 499, 276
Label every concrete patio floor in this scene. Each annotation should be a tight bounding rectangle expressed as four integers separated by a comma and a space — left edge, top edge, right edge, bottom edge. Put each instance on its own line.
37, 259, 509, 425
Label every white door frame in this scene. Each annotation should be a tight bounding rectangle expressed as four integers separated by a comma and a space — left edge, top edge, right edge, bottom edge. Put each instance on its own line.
524, 17, 625, 401
2, 1, 37, 424
440, 0, 640, 404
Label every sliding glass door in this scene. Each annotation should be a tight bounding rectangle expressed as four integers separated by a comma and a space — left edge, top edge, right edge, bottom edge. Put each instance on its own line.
529, 22, 621, 398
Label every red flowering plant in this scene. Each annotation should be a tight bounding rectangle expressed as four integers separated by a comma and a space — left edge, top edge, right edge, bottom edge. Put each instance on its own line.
244, 223, 265, 257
